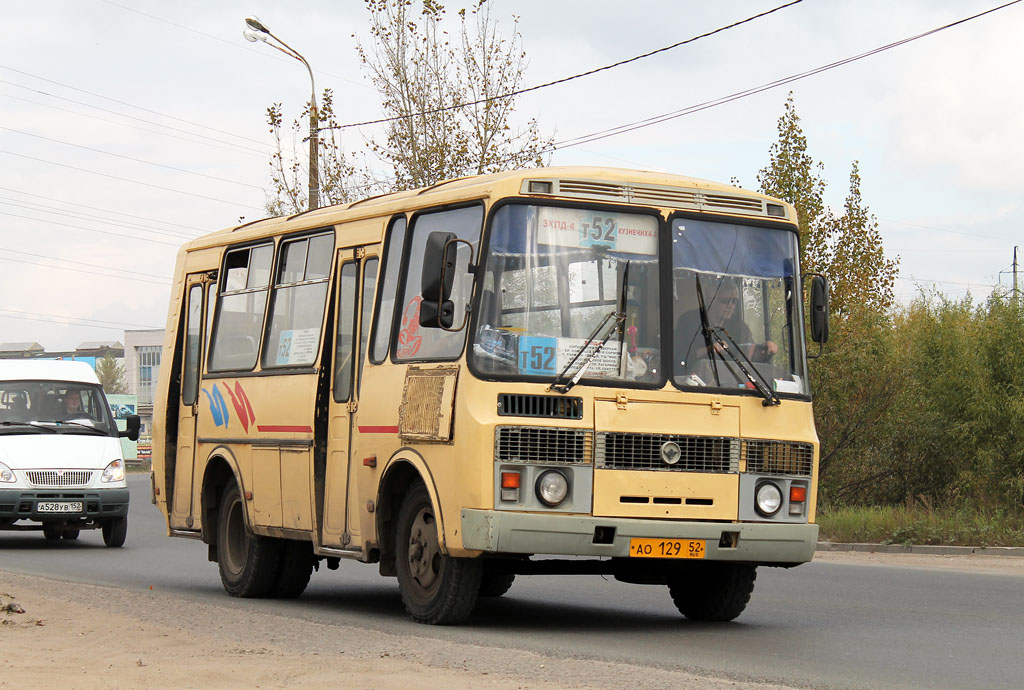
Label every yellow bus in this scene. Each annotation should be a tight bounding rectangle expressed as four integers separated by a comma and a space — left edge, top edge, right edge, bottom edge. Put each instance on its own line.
152, 166, 829, 624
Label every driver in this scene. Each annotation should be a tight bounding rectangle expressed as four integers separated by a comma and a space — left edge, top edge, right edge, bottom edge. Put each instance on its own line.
675, 281, 778, 373
62, 392, 85, 419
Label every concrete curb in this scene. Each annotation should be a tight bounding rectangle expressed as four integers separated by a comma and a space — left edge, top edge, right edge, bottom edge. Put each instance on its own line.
817, 542, 1024, 557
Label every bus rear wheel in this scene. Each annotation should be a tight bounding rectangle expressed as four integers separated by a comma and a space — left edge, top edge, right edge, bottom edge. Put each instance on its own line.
668, 563, 757, 622
216, 483, 280, 597
269, 539, 314, 598
479, 562, 515, 598
395, 483, 482, 624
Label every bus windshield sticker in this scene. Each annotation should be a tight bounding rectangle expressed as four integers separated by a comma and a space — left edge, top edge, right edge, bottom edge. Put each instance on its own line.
518, 336, 622, 377
536, 207, 657, 255
276, 328, 319, 366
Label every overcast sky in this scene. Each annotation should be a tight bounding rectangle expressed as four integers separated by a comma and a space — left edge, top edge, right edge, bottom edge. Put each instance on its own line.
1, 0, 1021, 350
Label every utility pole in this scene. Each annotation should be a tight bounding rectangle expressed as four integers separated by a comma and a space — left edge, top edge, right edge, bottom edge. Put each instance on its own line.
1014, 245, 1020, 305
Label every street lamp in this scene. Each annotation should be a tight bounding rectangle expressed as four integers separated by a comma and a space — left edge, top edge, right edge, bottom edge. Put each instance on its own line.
243, 16, 319, 211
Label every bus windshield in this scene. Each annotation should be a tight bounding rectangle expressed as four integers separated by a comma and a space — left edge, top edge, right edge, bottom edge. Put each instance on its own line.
471, 203, 662, 386
670, 217, 809, 396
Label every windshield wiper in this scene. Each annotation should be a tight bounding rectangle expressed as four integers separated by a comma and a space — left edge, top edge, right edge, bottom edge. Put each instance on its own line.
695, 277, 780, 407
0, 420, 57, 433
31, 420, 107, 434
549, 261, 630, 394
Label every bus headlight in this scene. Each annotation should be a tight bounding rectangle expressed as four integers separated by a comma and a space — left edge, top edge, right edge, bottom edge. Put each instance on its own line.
0, 461, 15, 483
754, 481, 783, 517
535, 470, 569, 507
102, 459, 125, 483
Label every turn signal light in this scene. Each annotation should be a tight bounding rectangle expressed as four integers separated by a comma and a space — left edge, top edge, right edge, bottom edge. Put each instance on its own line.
789, 486, 807, 503
501, 471, 521, 489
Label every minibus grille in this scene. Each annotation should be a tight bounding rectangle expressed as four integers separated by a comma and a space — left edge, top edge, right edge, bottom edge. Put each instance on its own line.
495, 426, 592, 464
26, 470, 93, 488
742, 440, 814, 477
497, 394, 583, 419
595, 433, 740, 473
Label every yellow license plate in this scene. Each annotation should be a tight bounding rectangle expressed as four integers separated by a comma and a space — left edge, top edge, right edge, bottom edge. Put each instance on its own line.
629, 538, 705, 559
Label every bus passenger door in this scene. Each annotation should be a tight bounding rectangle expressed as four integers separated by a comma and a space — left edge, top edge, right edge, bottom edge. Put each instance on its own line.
170, 276, 209, 530
322, 249, 378, 548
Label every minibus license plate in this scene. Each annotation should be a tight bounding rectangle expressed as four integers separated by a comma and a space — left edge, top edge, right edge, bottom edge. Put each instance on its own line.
37, 501, 83, 514
629, 538, 705, 559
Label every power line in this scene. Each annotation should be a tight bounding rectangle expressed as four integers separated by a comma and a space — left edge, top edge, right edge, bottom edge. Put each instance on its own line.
0, 149, 262, 210
98, 0, 374, 93
0, 90, 273, 161
0, 255, 171, 286
0, 126, 266, 191
0, 64, 271, 149
0, 247, 172, 281
0, 185, 206, 233
0, 308, 161, 330
322, 0, 805, 132
547, 0, 1022, 151
0, 210, 183, 247
0, 197, 199, 240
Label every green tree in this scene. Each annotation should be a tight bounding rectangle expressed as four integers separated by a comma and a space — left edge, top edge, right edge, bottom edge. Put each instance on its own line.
95, 354, 128, 395
755, 93, 901, 505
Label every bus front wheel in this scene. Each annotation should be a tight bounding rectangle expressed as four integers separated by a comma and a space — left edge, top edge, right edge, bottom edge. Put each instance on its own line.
668, 563, 757, 622
216, 483, 280, 597
395, 483, 482, 624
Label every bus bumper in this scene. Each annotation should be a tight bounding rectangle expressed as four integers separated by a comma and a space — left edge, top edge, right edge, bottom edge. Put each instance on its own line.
460, 509, 818, 565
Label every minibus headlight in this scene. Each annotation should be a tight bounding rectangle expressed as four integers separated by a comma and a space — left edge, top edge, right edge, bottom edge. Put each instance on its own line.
102, 459, 125, 483
0, 461, 15, 483
754, 481, 783, 517
535, 470, 568, 507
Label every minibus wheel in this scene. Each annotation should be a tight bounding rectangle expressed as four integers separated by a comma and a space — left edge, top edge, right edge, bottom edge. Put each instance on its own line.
667, 562, 757, 621
268, 539, 314, 598
216, 483, 280, 597
42, 524, 62, 541
63, 528, 80, 540
395, 482, 482, 624
102, 516, 127, 547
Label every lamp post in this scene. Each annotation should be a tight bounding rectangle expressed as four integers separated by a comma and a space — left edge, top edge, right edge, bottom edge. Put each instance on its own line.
243, 16, 319, 211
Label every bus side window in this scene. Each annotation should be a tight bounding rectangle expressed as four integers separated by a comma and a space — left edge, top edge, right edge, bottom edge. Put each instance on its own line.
394, 205, 483, 361
208, 243, 273, 372
370, 217, 406, 364
262, 231, 334, 369
358, 257, 378, 393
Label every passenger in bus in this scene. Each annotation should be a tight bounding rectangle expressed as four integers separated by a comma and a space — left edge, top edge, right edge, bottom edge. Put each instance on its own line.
675, 281, 777, 373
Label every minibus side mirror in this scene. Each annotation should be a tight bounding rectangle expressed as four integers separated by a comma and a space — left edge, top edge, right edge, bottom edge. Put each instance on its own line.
810, 274, 830, 344
420, 231, 457, 329
120, 414, 141, 442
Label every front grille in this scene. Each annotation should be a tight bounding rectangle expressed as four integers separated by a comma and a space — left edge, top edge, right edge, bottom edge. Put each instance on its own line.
498, 394, 583, 419
26, 470, 93, 488
495, 426, 591, 464
595, 433, 739, 473
743, 440, 814, 477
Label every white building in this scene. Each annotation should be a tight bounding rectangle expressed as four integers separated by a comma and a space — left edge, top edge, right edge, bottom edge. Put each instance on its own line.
123, 329, 164, 436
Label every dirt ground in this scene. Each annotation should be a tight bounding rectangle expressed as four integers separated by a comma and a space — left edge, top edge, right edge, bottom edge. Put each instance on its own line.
1, 551, 1021, 690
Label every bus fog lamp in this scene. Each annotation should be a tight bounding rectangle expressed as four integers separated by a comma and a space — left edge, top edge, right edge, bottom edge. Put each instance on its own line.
754, 481, 782, 517
535, 470, 568, 507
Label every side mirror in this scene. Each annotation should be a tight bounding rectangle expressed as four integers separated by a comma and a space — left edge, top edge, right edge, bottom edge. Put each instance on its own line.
810, 274, 830, 344
420, 231, 457, 329
120, 414, 141, 442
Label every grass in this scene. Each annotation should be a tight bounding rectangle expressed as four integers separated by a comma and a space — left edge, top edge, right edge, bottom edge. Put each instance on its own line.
817, 505, 1024, 547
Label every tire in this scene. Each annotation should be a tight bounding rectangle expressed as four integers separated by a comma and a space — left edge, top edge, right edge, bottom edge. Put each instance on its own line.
478, 562, 515, 598
216, 483, 281, 597
102, 516, 128, 548
269, 539, 314, 598
395, 482, 482, 624
668, 563, 757, 622
63, 529, 80, 541
42, 524, 62, 541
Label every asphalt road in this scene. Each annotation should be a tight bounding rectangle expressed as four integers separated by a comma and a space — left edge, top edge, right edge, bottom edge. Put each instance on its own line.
2, 474, 1023, 690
